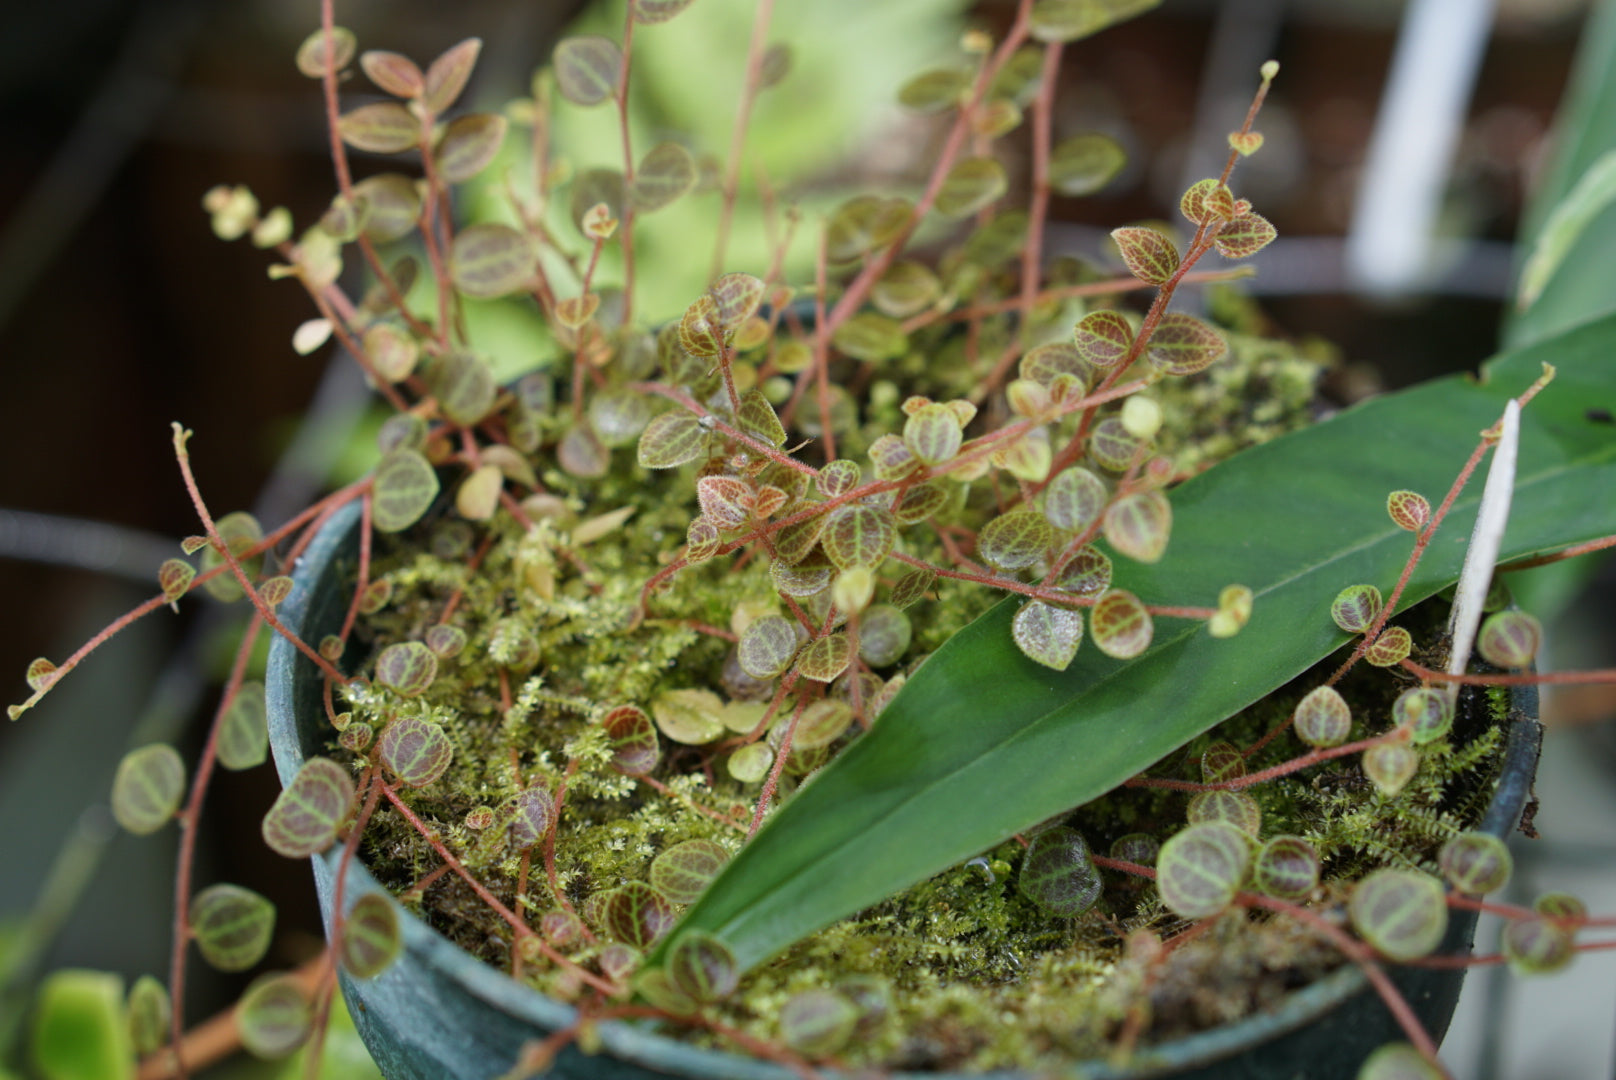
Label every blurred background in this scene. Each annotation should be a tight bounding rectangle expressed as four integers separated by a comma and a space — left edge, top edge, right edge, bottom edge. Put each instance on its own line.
1, 0, 1613, 1075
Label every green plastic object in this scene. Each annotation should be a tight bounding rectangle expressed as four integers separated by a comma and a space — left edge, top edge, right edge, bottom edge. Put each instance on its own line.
267, 500, 1541, 1080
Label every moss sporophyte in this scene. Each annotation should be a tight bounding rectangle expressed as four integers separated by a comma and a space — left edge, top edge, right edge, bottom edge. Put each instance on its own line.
17, 0, 1616, 1077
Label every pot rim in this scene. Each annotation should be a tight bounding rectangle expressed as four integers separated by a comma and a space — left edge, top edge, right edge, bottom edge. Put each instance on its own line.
268, 498, 1542, 1079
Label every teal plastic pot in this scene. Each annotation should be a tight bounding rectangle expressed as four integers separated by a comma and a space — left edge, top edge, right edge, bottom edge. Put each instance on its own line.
268, 501, 1542, 1080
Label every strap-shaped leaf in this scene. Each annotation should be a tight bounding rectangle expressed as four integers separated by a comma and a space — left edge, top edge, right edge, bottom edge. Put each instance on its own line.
652, 313, 1616, 976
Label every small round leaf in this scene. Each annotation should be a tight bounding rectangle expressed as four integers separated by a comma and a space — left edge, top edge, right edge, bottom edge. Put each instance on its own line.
236, 975, 311, 1059
935, 157, 1008, 218
1386, 490, 1431, 532
372, 449, 440, 533
450, 223, 535, 299
340, 893, 402, 978
1102, 490, 1171, 563
504, 785, 555, 849
1477, 610, 1541, 669
666, 931, 738, 1002
822, 503, 897, 570
602, 705, 660, 774
126, 975, 171, 1057
1018, 826, 1102, 916
1048, 133, 1124, 196
978, 509, 1053, 571
1213, 211, 1278, 260
651, 689, 726, 745
437, 113, 507, 183
1254, 836, 1320, 900
1293, 685, 1351, 748
1331, 584, 1384, 634
633, 142, 697, 212
1393, 687, 1452, 744
1363, 741, 1420, 796
262, 757, 355, 859
859, 605, 912, 667
1157, 821, 1251, 920
778, 989, 858, 1057
378, 716, 453, 787
1111, 226, 1180, 286
374, 641, 439, 697
603, 882, 676, 949
638, 411, 707, 469
111, 744, 186, 835
337, 102, 417, 154
295, 27, 356, 78
1012, 600, 1083, 671
217, 681, 268, 771
1074, 310, 1134, 370
1147, 313, 1226, 376
795, 634, 853, 683
1438, 831, 1512, 895
738, 615, 801, 680
650, 839, 729, 904
898, 68, 970, 112
554, 36, 621, 106
1502, 916, 1576, 974
1091, 589, 1152, 658
1349, 869, 1448, 962
191, 883, 276, 972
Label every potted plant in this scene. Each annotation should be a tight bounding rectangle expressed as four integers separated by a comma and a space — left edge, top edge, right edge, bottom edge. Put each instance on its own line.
14, 0, 1616, 1078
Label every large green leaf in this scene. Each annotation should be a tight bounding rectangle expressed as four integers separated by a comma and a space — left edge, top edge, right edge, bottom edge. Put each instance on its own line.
657, 314, 1616, 975
1505, 0, 1616, 349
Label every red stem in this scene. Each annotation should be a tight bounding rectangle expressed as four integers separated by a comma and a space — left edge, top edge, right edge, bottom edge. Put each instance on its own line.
167, 617, 265, 1079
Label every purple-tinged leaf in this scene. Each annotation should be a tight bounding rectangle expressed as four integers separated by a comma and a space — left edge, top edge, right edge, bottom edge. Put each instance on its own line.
361, 50, 423, 98
236, 974, 311, 1059
632, 142, 697, 212
111, 744, 186, 835
191, 883, 275, 972
1111, 226, 1180, 286
554, 36, 621, 107
1012, 601, 1083, 671
217, 681, 268, 771
935, 157, 1008, 218
341, 893, 402, 978
374, 642, 438, 698
1214, 211, 1277, 259
295, 27, 355, 79
449, 224, 534, 299
262, 758, 353, 859
422, 38, 482, 114
337, 102, 418, 155
378, 716, 453, 787
437, 113, 508, 183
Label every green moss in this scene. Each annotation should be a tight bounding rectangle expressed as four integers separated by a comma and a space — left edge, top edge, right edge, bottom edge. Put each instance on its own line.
338, 445, 1505, 1070
317, 250, 1492, 1072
